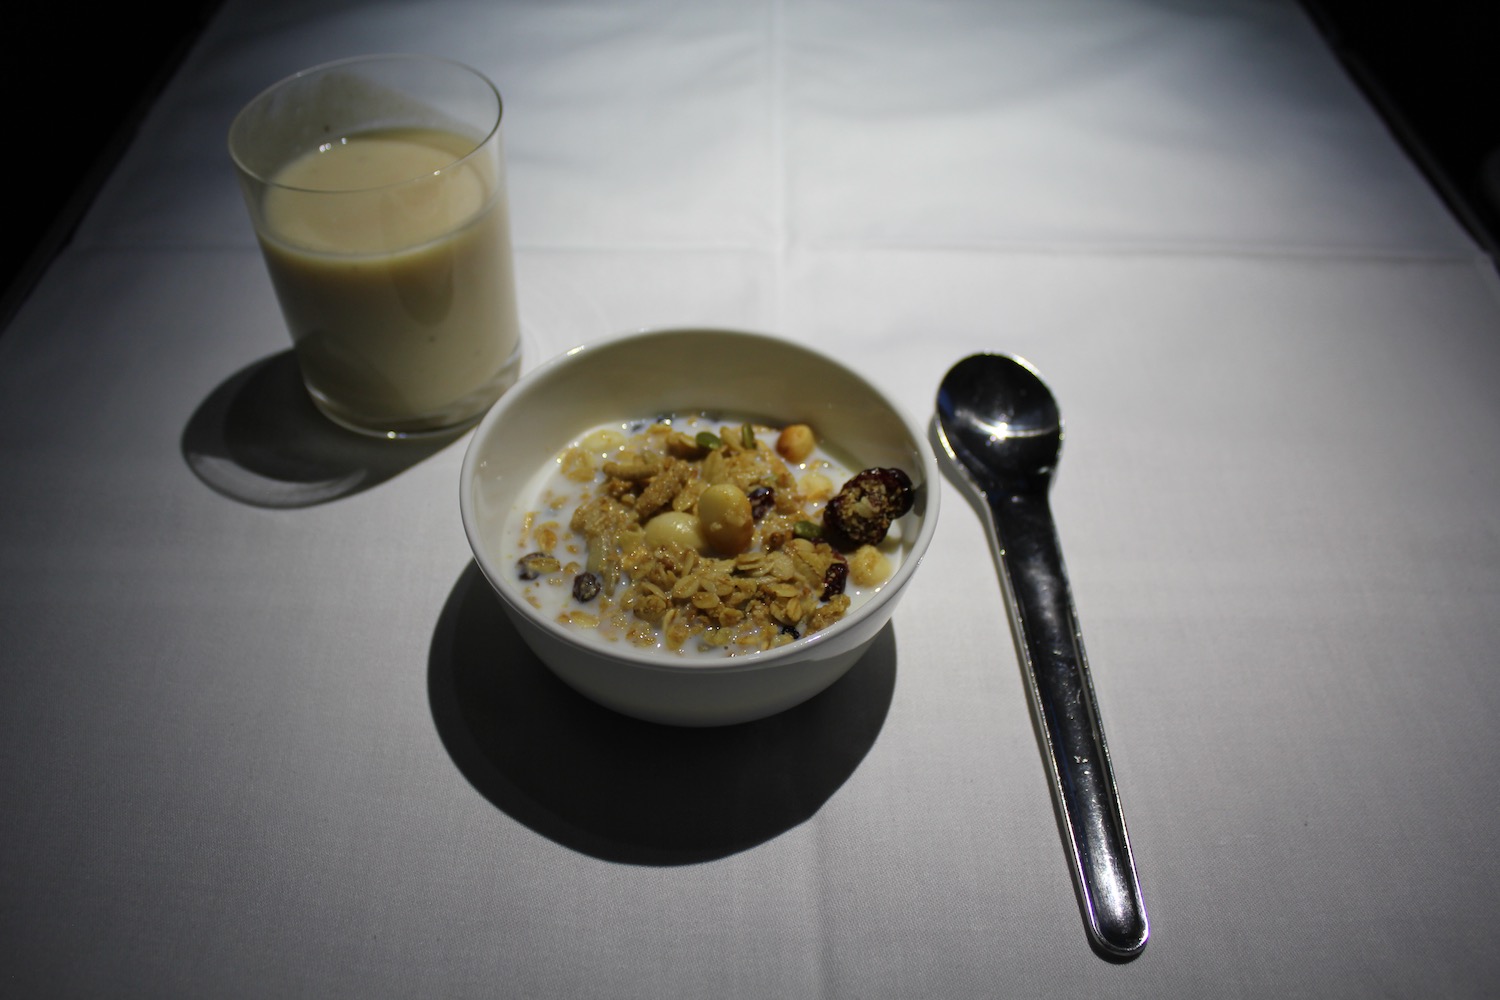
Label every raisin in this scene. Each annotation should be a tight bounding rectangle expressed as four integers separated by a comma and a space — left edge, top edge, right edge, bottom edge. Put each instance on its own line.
747, 486, 775, 520
572, 572, 602, 602
779, 623, 801, 640
823, 468, 915, 548
516, 552, 560, 580
822, 559, 849, 599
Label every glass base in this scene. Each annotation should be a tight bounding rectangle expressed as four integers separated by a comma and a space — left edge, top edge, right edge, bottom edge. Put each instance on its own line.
303, 348, 522, 440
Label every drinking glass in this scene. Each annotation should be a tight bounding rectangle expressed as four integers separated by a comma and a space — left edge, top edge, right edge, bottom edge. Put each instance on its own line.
229, 55, 522, 437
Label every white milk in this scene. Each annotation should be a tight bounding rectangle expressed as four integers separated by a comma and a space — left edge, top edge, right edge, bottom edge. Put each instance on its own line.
259, 127, 520, 433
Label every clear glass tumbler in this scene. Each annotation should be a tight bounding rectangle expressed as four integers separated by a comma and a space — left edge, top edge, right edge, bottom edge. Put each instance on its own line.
229, 55, 522, 437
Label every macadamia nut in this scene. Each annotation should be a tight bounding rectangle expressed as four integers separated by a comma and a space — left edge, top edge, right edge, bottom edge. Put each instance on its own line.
697, 483, 755, 555
644, 511, 706, 554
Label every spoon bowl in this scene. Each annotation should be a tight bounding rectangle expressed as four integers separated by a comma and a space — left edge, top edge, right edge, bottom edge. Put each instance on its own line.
937, 354, 1062, 491
936, 353, 1149, 960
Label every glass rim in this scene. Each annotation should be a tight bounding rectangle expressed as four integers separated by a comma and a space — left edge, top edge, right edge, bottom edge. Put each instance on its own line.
227, 53, 503, 194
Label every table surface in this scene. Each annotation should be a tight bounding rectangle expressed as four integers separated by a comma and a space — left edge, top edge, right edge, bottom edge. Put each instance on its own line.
5, 1, 1499, 997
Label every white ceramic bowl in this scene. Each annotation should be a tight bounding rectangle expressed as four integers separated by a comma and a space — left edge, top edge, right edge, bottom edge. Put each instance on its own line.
459, 327, 940, 726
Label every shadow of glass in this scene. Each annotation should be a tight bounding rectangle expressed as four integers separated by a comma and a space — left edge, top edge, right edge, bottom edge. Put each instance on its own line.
428, 562, 896, 866
181, 350, 463, 508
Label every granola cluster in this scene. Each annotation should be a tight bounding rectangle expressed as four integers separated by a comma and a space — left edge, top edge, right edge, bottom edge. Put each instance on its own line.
513, 416, 912, 655
586, 536, 851, 652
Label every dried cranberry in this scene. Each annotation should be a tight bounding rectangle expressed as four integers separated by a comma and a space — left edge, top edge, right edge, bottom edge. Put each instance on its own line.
572, 572, 602, 602
747, 486, 775, 520
822, 559, 848, 599
822, 468, 915, 548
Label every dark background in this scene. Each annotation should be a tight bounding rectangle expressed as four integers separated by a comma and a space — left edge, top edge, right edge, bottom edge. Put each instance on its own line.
3, 2, 223, 328
4, 1, 1496, 330
1299, 0, 1500, 256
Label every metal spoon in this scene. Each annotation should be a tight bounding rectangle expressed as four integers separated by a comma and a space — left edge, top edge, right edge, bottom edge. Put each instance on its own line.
936, 354, 1148, 959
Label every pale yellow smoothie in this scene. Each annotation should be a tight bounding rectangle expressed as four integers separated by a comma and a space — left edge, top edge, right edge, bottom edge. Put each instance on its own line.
259, 127, 520, 433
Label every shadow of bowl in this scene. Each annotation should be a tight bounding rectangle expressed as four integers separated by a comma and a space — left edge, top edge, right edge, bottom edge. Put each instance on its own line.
428, 563, 897, 865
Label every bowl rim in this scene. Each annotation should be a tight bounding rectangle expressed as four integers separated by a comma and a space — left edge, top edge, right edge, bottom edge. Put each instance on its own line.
459, 325, 940, 677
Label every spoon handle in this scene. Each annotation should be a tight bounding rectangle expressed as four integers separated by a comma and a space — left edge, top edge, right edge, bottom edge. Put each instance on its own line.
985, 491, 1148, 958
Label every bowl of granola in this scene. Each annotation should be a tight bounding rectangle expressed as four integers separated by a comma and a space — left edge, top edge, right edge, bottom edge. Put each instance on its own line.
459, 327, 939, 726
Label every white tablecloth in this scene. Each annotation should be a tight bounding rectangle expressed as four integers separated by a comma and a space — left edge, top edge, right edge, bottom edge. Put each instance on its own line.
4, 1, 1498, 996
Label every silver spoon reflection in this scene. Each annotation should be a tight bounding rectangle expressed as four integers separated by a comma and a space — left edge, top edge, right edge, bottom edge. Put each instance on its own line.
936, 354, 1148, 959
